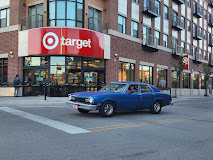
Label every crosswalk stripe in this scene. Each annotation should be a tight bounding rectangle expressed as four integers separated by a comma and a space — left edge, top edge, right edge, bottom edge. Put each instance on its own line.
0, 107, 90, 135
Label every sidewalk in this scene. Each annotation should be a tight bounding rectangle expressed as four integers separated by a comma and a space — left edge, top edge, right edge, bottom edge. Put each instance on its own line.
0, 96, 68, 107
0, 95, 212, 107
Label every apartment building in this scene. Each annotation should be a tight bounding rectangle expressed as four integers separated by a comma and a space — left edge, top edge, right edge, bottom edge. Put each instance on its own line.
0, 0, 213, 96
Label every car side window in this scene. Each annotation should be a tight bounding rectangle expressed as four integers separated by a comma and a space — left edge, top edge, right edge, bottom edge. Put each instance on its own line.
140, 85, 153, 93
126, 85, 139, 93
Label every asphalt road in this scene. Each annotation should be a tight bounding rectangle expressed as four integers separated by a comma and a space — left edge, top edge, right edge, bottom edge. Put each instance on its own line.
0, 97, 213, 160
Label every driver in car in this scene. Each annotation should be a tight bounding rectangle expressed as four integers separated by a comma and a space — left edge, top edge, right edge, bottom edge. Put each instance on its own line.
126, 85, 137, 93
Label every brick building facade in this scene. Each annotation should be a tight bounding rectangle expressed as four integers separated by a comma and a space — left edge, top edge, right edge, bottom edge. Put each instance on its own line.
0, 0, 213, 96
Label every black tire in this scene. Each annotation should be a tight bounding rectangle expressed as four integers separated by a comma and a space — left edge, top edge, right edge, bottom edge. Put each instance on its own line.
150, 101, 162, 114
99, 101, 115, 117
78, 108, 89, 113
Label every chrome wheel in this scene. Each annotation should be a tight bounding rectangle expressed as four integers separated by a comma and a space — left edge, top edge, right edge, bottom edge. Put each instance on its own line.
104, 104, 114, 115
153, 102, 161, 112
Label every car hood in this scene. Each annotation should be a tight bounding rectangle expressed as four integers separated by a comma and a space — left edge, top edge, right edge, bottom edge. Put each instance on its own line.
70, 91, 119, 99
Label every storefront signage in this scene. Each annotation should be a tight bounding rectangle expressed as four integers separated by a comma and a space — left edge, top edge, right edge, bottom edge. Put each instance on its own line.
183, 55, 189, 70
27, 28, 105, 58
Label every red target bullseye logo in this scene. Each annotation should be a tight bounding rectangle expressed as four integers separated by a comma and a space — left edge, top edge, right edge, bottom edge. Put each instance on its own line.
42, 32, 59, 50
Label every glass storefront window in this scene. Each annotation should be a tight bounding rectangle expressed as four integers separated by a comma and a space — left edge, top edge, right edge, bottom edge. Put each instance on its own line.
83, 58, 104, 68
67, 57, 81, 69
201, 75, 206, 89
193, 74, 199, 89
157, 68, 167, 89
50, 56, 65, 66
119, 62, 135, 81
183, 72, 190, 88
68, 72, 81, 83
50, 66, 65, 83
0, 58, 8, 83
24, 57, 41, 66
48, 0, 84, 27
139, 65, 153, 84
172, 70, 179, 88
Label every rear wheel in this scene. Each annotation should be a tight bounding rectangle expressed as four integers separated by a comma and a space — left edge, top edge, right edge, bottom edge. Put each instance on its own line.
78, 108, 89, 113
99, 102, 115, 117
150, 101, 161, 114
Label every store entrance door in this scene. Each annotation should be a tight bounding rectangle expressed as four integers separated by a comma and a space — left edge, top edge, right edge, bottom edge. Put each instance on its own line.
84, 71, 105, 91
23, 68, 48, 96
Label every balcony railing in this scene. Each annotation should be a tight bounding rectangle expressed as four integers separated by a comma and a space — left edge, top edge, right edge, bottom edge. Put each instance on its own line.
142, 34, 158, 52
173, 0, 185, 5
20, 14, 43, 31
143, 0, 159, 18
208, 17, 213, 27
194, 52, 202, 62
172, 16, 184, 30
208, 0, 213, 8
193, 28, 202, 40
193, 4, 203, 18
172, 44, 184, 56
88, 17, 108, 34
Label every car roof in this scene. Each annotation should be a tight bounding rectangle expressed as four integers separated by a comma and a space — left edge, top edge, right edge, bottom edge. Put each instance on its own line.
111, 81, 150, 85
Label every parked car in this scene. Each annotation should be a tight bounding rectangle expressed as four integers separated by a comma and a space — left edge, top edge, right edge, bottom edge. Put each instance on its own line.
66, 82, 173, 117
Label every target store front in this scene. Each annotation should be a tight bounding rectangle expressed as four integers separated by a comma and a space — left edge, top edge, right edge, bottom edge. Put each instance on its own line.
18, 27, 110, 96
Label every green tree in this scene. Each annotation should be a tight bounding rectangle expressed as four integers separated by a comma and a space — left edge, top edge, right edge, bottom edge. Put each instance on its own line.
202, 63, 212, 96
171, 56, 185, 97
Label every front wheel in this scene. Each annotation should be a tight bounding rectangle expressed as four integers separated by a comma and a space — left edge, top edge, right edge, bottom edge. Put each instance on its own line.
150, 101, 161, 114
99, 102, 115, 117
78, 108, 89, 113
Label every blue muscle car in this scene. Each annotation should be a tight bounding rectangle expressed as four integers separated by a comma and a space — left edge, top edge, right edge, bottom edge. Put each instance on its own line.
66, 82, 173, 117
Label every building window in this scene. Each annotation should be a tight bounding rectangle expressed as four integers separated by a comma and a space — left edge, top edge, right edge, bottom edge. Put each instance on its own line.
132, 0, 139, 4
204, 30, 207, 40
131, 21, 138, 38
201, 75, 206, 89
172, 70, 179, 88
139, 65, 153, 84
187, 20, 190, 31
157, 68, 167, 89
181, 41, 185, 52
0, 8, 9, 28
164, 6, 168, 20
48, 0, 84, 27
204, 51, 207, 60
119, 62, 135, 81
187, 43, 190, 55
0, 59, 8, 84
181, 16, 185, 28
193, 74, 199, 89
163, 34, 168, 48
187, 0, 191, 7
88, 7, 102, 32
204, 9, 207, 19
155, 0, 160, 15
28, 4, 43, 29
118, 15, 126, 34
183, 72, 190, 88
155, 30, 160, 45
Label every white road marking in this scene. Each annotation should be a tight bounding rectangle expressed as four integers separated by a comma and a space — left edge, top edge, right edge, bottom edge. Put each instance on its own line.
0, 107, 90, 135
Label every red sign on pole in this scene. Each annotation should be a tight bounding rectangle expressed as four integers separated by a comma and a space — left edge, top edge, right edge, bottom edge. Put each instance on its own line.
183, 55, 189, 70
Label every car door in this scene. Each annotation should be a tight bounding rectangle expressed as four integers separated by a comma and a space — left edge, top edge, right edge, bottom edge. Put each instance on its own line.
119, 84, 141, 111
137, 85, 156, 110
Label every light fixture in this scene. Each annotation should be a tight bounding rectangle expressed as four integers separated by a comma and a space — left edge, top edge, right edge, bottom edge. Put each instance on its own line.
10, 50, 14, 58
114, 53, 118, 57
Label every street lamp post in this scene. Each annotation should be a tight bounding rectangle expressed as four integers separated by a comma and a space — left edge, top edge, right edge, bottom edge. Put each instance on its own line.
42, 61, 48, 100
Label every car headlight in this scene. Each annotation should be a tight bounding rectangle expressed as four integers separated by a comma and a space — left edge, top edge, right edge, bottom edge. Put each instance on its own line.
68, 94, 72, 100
88, 96, 94, 104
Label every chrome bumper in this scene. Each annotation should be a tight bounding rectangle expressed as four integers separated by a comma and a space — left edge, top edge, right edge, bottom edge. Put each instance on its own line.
169, 101, 174, 106
66, 101, 97, 111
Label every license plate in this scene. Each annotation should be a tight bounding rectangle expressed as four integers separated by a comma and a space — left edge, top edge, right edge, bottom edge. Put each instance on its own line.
72, 104, 78, 109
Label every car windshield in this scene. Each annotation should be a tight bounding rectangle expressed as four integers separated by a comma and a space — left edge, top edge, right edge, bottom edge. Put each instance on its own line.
101, 83, 127, 92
